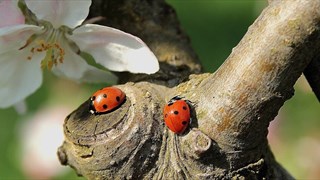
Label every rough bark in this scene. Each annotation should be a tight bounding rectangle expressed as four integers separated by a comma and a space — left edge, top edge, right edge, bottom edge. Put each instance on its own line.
58, 0, 320, 179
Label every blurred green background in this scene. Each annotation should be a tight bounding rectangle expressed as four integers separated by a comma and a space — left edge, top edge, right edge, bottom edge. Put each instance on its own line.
1, 1, 319, 179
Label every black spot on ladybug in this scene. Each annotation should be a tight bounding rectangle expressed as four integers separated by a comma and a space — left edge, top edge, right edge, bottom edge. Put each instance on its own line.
174, 111, 179, 115
183, 106, 187, 110
165, 114, 168, 118
116, 96, 120, 102
182, 121, 187, 125
91, 96, 96, 101
103, 104, 108, 109
103, 94, 107, 98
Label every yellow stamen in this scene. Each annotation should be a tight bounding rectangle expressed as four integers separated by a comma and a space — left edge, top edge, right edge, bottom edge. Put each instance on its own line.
25, 39, 65, 70
47, 60, 53, 70
21, 28, 66, 71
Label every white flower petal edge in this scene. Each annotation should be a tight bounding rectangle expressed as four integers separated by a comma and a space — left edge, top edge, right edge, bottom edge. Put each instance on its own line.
25, 0, 91, 28
0, 24, 43, 54
0, 0, 24, 27
0, 47, 45, 108
51, 41, 117, 84
14, 100, 27, 114
68, 24, 159, 74
80, 65, 118, 84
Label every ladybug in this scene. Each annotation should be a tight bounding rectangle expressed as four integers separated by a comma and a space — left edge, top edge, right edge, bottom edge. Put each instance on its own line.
89, 87, 126, 114
163, 96, 191, 134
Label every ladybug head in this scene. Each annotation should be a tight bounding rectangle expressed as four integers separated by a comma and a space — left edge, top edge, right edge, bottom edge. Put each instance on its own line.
89, 97, 97, 114
167, 95, 183, 105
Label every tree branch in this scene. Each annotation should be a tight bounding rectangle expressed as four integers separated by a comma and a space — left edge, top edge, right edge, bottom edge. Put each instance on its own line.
58, 0, 320, 179
188, 0, 320, 169
304, 55, 320, 101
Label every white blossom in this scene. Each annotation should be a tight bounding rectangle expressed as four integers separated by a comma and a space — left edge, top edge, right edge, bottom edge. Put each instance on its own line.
0, 0, 159, 109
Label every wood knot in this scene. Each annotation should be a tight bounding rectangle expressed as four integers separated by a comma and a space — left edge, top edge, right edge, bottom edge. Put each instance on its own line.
181, 128, 212, 159
58, 83, 164, 179
193, 130, 212, 157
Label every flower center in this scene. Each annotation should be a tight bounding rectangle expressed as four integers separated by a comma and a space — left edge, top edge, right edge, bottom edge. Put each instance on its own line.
20, 27, 66, 70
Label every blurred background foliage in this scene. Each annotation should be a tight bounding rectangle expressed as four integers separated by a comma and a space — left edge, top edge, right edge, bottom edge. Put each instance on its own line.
0, 0, 319, 179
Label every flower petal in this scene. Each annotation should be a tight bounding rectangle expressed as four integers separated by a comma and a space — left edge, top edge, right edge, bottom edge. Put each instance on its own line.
14, 100, 27, 114
51, 40, 88, 80
80, 65, 118, 84
0, 47, 44, 108
68, 24, 159, 74
51, 39, 117, 84
0, 24, 43, 54
25, 0, 91, 28
0, 0, 25, 28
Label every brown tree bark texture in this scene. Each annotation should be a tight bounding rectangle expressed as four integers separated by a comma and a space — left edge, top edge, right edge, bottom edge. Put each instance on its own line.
58, 0, 320, 179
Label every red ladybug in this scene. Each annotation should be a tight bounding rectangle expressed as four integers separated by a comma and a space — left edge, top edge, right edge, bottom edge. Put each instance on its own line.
163, 96, 191, 134
89, 87, 126, 114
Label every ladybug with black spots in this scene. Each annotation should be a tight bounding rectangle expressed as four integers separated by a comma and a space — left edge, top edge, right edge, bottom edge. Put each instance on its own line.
89, 87, 126, 114
163, 96, 192, 134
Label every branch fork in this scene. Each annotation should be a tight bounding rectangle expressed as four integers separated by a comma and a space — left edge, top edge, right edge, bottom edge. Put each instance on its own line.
58, 0, 320, 179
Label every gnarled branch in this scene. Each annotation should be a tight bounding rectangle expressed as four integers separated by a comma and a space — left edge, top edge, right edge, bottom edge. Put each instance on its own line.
58, 0, 320, 179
